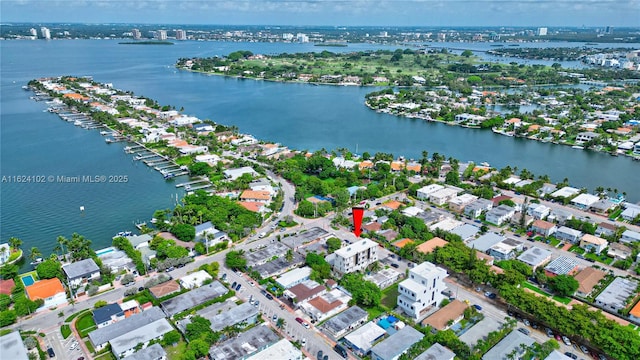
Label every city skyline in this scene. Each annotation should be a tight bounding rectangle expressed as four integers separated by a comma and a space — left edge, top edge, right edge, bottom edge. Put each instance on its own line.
1, 0, 638, 27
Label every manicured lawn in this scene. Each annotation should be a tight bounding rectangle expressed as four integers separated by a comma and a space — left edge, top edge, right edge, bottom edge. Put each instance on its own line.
84, 340, 95, 354
552, 295, 572, 305
381, 286, 399, 309
166, 341, 187, 360
60, 324, 71, 339
365, 306, 386, 321
549, 238, 561, 247
65, 309, 89, 323
93, 352, 116, 360
522, 282, 549, 296
76, 312, 96, 338
584, 252, 614, 265
570, 246, 585, 254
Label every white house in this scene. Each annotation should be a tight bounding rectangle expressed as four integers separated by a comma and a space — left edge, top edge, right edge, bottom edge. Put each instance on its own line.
527, 203, 551, 220
332, 239, 378, 275
179, 270, 213, 289
554, 226, 582, 243
397, 262, 448, 320
62, 258, 101, 288
485, 205, 515, 226
416, 184, 444, 200
0, 243, 10, 264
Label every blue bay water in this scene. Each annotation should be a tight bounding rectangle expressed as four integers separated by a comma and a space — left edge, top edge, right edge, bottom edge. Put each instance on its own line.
1, 39, 639, 263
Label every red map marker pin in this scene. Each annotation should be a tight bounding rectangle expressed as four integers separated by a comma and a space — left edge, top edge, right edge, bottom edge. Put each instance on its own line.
352, 206, 364, 237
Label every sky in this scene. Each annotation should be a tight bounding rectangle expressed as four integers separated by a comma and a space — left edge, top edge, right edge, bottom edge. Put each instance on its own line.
1, 0, 638, 27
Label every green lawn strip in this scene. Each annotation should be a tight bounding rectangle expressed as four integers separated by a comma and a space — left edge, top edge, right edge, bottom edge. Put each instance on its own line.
381, 286, 399, 309
569, 246, 585, 254
166, 341, 187, 360
60, 324, 71, 339
549, 238, 561, 247
365, 306, 386, 321
65, 309, 90, 323
584, 252, 613, 265
93, 353, 116, 360
522, 282, 551, 297
552, 296, 572, 305
84, 340, 95, 354
75, 312, 97, 338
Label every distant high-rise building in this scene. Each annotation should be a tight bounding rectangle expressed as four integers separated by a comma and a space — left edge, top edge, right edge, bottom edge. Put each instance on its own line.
537, 27, 548, 36
605, 26, 613, 34
282, 33, 294, 41
437, 33, 446, 41
132, 29, 141, 40
175, 29, 186, 40
40, 27, 51, 40
29, 28, 37, 38
296, 33, 309, 43
380, 31, 388, 37
156, 30, 167, 40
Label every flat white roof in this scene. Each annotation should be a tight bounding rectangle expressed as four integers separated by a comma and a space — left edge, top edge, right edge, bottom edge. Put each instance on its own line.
551, 186, 580, 198
245, 339, 302, 360
430, 218, 464, 232
411, 261, 447, 279
344, 322, 387, 352
276, 266, 312, 288
571, 193, 600, 207
335, 239, 377, 258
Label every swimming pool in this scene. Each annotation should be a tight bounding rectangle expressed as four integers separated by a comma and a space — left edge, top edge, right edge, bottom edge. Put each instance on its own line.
96, 247, 115, 256
21, 274, 35, 286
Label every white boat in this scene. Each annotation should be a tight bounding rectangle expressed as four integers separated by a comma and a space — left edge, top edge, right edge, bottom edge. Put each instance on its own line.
30, 257, 44, 265
100, 131, 110, 135
572, 145, 584, 150
480, 162, 491, 167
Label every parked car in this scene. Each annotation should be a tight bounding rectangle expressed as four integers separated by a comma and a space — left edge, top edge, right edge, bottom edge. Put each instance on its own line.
546, 328, 554, 337
303, 322, 310, 329
272, 314, 278, 321
518, 327, 531, 335
266, 293, 274, 300
523, 319, 530, 326
296, 317, 304, 324
391, 263, 400, 268
231, 281, 237, 289
473, 304, 482, 311
334, 344, 348, 359
47, 348, 55, 358
564, 352, 577, 359
235, 284, 241, 291
580, 345, 589, 353
562, 336, 572, 346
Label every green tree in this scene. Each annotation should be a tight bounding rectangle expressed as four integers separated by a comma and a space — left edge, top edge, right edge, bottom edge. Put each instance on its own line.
171, 223, 196, 241
548, 274, 579, 297
340, 273, 382, 307
94, 300, 108, 308
326, 238, 342, 254
28, 247, 42, 262
188, 338, 210, 358
0, 264, 19, 280
461, 50, 473, 57
225, 250, 247, 270
0, 309, 17, 326
162, 330, 181, 346
36, 259, 62, 279
0, 294, 12, 311
188, 162, 212, 177
8, 237, 22, 251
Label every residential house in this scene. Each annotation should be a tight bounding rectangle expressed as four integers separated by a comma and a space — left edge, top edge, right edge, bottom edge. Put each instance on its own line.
550, 187, 581, 199
429, 188, 459, 206
516, 247, 552, 270
25, 278, 67, 308
527, 204, 551, 220
276, 267, 312, 289
488, 238, 523, 261
451, 224, 480, 242
416, 237, 449, 255
571, 193, 600, 209
397, 262, 448, 320
194, 221, 228, 248
125, 234, 153, 250
573, 267, 606, 297
370, 326, 424, 360
422, 299, 467, 331
0, 279, 15, 295
93, 303, 125, 328
621, 203, 640, 222
629, 301, 640, 323
284, 280, 326, 304
249, 178, 275, 195
0, 331, 29, 360
62, 258, 100, 289
208, 325, 280, 360
548, 208, 574, 225
607, 242, 632, 260
121, 343, 166, 360
595, 222, 617, 238
332, 239, 378, 275
595, 277, 638, 312
109, 317, 174, 358
207, 302, 260, 332
415, 343, 455, 360
365, 268, 403, 289
222, 166, 258, 180
321, 306, 369, 340
530, 220, 557, 238
245, 339, 302, 360
416, 184, 444, 200
392, 238, 415, 251
160, 281, 228, 317
590, 199, 615, 214
448, 194, 478, 213
343, 322, 387, 357
430, 218, 464, 232
576, 131, 600, 143
300, 288, 351, 322
468, 232, 506, 253
149, 280, 181, 299
544, 256, 580, 277
580, 234, 609, 254
481, 330, 534, 360
240, 190, 271, 203
88, 307, 167, 351
485, 205, 515, 226
621, 230, 640, 244
0, 243, 10, 264
554, 226, 582, 244
179, 270, 212, 289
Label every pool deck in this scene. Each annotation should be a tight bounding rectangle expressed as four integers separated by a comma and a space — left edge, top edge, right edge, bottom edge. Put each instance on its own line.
20, 271, 39, 287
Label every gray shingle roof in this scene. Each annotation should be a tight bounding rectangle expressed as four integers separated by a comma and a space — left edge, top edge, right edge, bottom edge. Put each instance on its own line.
88, 307, 166, 347
160, 281, 228, 317
62, 258, 100, 280
121, 343, 167, 360
370, 326, 424, 360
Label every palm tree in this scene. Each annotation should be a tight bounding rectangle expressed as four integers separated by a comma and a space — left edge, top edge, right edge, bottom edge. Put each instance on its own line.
29, 247, 42, 262
8, 237, 22, 251
56, 236, 68, 260
276, 318, 286, 329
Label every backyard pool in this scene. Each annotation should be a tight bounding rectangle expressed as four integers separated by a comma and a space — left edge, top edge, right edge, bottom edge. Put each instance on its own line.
21, 274, 35, 286
96, 247, 115, 256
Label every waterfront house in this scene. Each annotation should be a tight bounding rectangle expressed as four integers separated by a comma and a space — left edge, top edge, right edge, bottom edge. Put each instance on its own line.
223, 166, 258, 180
62, 258, 100, 288
0, 243, 10, 264
239, 189, 271, 203
544, 256, 580, 277
580, 234, 608, 254
576, 131, 600, 143
550, 187, 581, 199
571, 193, 600, 209
25, 278, 67, 309
573, 267, 606, 297
194, 221, 228, 248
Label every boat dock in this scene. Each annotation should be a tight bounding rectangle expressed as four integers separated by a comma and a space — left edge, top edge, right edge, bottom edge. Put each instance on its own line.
175, 177, 210, 188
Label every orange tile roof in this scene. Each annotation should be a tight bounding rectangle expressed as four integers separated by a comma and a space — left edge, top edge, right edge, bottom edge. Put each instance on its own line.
240, 190, 271, 201
406, 163, 421, 172
149, 281, 181, 298
390, 162, 405, 171
362, 222, 382, 232
308, 296, 343, 313
422, 299, 467, 330
528, 124, 541, 131
507, 118, 521, 124
239, 201, 264, 212
63, 93, 89, 101
392, 238, 415, 249
573, 267, 606, 294
359, 161, 374, 169
416, 237, 449, 254
630, 301, 640, 318
26, 278, 64, 300
532, 219, 556, 230
383, 200, 403, 210
168, 139, 189, 147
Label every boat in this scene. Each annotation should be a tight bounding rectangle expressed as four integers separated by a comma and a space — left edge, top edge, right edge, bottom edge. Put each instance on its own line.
30, 257, 44, 265
100, 130, 110, 136
164, 173, 175, 179
572, 145, 584, 150
22, 85, 30, 90
480, 162, 491, 167
116, 231, 133, 237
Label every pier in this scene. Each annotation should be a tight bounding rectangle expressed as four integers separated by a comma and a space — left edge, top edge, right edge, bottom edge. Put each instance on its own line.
175, 177, 210, 188
185, 183, 214, 191
135, 153, 162, 160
